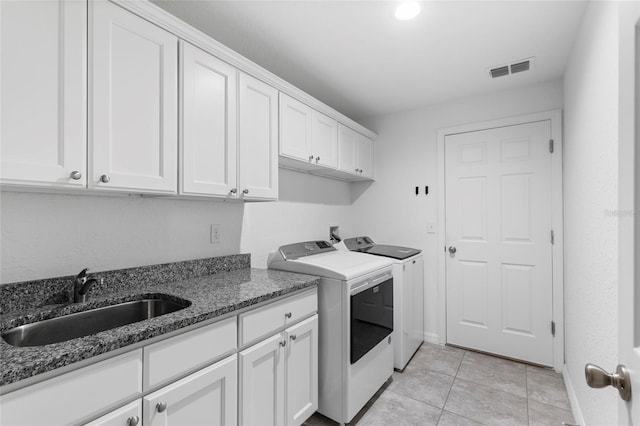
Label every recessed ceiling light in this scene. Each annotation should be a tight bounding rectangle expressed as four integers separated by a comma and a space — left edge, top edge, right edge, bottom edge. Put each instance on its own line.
395, 1, 421, 21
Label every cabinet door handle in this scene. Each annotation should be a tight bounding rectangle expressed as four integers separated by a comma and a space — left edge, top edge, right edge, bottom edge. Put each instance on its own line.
100, 174, 111, 183
316, 156, 320, 162
285, 312, 292, 319
127, 416, 140, 426
230, 188, 237, 194
242, 189, 249, 195
70, 171, 82, 180
280, 340, 287, 347
309, 155, 314, 161
290, 334, 297, 341
156, 402, 168, 413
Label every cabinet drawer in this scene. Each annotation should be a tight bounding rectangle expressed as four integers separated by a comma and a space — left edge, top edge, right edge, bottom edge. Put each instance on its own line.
144, 317, 236, 390
1, 350, 142, 426
239, 288, 317, 347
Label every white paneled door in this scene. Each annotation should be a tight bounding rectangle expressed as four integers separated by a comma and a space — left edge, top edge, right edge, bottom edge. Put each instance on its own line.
445, 121, 554, 366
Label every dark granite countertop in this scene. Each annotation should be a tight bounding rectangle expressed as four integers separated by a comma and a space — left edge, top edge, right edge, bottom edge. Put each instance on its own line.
0, 268, 319, 387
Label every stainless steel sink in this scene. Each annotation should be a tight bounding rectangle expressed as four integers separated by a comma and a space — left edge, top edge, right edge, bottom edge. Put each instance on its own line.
1, 298, 191, 347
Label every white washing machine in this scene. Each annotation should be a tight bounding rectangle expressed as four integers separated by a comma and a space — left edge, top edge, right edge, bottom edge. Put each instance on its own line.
268, 241, 394, 424
335, 236, 424, 371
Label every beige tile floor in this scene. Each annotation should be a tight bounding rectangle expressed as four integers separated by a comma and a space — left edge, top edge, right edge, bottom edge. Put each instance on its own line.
304, 342, 576, 426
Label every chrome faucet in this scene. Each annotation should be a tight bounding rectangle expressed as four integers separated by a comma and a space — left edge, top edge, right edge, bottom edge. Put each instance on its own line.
74, 268, 97, 303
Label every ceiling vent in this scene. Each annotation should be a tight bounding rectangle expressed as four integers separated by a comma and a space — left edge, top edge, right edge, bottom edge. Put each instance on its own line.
490, 66, 510, 79
488, 57, 535, 79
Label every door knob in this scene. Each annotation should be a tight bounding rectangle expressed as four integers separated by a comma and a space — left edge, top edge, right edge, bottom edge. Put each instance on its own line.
585, 363, 632, 401
448, 246, 457, 254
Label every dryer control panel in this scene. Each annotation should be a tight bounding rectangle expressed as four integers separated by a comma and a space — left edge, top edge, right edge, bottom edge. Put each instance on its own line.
278, 240, 337, 260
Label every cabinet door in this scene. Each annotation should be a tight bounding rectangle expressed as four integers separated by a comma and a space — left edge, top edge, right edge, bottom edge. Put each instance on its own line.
356, 135, 374, 178
311, 112, 338, 169
84, 400, 142, 426
143, 355, 237, 426
239, 334, 284, 426
279, 94, 313, 163
1, 0, 86, 188
180, 41, 237, 197
337, 124, 357, 174
90, 0, 177, 194
238, 73, 278, 200
285, 315, 318, 426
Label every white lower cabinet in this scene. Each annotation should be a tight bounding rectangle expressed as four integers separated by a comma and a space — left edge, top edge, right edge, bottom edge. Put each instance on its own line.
144, 355, 237, 426
239, 333, 285, 425
0, 350, 143, 426
85, 400, 142, 426
0, 290, 318, 426
239, 314, 318, 426
285, 316, 319, 426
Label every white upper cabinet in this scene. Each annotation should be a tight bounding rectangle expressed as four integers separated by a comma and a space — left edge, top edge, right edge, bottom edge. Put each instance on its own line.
279, 94, 314, 164
311, 111, 338, 168
337, 124, 374, 180
0, 0, 86, 188
279, 94, 340, 172
337, 124, 358, 174
238, 73, 279, 201
90, 0, 178, 194
179, 41, 237, 197
356, 134, 374, 178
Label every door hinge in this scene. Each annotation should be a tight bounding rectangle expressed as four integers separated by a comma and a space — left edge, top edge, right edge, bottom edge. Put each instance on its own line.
551, 321, 556, 337
549, 139, 554, 153
550, 230, 555, 245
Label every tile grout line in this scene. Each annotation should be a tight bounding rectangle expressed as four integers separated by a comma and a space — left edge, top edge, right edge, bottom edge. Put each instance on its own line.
435, 349, 467, 425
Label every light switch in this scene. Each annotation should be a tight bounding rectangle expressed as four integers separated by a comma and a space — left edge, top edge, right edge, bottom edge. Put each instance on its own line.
427, 223, 436, 234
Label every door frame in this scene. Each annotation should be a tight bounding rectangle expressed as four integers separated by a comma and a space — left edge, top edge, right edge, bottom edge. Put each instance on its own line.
436, 109, 564, 371
618, 2, 639, 422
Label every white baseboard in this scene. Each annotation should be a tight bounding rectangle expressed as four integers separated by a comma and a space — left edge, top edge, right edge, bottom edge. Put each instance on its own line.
423, 331, 444, 345
563, 365, 586, 426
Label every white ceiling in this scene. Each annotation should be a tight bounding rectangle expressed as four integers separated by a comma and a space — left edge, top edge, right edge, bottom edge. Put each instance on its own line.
151, 0, 587, 122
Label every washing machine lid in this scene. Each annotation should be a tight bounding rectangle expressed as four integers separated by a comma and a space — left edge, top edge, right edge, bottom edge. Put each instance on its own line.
340, 236, 421, 260
268, 241, 392, 281
365, 244, 422, 260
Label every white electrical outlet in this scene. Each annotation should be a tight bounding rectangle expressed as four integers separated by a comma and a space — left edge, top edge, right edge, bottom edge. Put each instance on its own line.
210, 224, 221, 244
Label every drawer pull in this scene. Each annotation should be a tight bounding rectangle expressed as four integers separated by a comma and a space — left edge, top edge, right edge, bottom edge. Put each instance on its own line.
290, 334, 297, 341
127, 416, 140, 426
285, 312, 292, 319
156, 402, 168, 413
